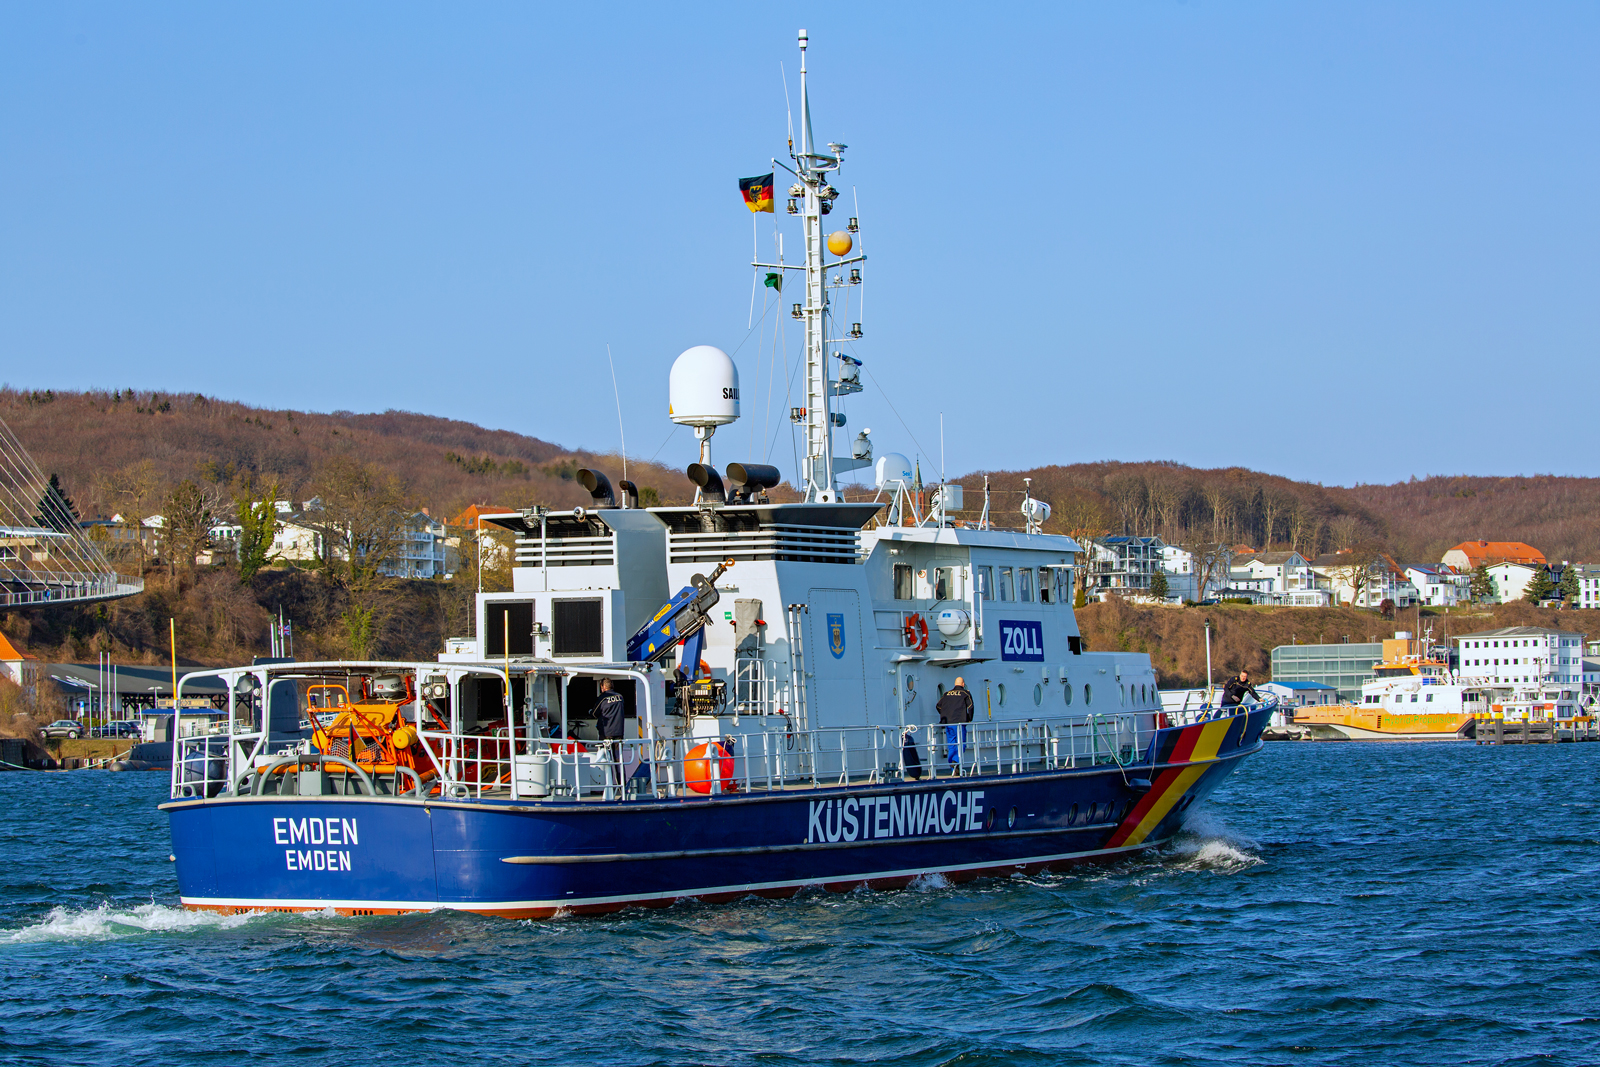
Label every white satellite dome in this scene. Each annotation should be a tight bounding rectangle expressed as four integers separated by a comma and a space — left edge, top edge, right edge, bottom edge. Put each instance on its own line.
875, 452, 913, 490
669, 345, 739, 428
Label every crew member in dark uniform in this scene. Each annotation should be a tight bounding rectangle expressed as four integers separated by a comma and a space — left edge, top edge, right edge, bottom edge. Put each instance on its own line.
594, 679, 626, 796
936, 676, 976, 771
1220, 669, 1261, 708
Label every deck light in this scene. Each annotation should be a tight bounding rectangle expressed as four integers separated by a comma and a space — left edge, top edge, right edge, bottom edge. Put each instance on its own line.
849, 322, 863, 338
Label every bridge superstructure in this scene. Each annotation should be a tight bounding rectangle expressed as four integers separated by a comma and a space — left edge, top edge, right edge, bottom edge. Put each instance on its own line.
0, 415, 142, 608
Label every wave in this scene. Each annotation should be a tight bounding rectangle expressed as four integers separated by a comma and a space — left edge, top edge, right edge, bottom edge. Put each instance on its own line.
1167, 810, 1263, 872
0, 901, 261, 943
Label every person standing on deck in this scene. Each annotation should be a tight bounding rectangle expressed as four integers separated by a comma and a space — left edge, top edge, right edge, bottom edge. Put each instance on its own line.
594, 679, 626, 797
936, 677, 975, 772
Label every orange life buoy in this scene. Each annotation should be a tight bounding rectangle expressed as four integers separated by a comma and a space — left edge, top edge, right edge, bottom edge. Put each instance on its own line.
684, 742, 735, 794
903, 613, 929, 652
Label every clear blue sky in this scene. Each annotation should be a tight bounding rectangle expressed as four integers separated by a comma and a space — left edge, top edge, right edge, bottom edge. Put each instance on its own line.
2, 3, 1596, 487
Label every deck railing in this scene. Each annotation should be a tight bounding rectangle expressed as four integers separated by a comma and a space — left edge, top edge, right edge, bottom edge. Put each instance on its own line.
167, 662, 1265, 804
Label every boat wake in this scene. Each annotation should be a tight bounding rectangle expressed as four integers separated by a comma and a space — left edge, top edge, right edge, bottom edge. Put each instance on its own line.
0, 902, 260, 944
1166, 811, 1263, 872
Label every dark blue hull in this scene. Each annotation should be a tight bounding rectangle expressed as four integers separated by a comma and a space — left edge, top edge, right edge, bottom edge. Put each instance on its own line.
163, 710, 1267, 916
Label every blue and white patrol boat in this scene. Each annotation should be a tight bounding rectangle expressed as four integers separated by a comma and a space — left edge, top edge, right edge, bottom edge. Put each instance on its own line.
160, 31, 1272, 918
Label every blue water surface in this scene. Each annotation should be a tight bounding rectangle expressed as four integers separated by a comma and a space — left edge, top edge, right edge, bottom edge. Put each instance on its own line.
0, 742, 1595, 1066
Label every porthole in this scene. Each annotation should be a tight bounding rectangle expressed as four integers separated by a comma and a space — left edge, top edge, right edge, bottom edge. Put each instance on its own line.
1007, 806, 1017, 829
1120, 685, 1127, 706
1069, 803, 1079, 823
1033, 683, 1043, 706
1063, 682, 1073, 705
997, 683, 1007, 707
986, 807, 996, 830
936, 683, 946, 698
1084, 684, 1093, 705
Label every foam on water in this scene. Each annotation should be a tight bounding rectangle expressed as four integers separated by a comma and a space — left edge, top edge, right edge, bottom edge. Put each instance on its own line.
0, 901, 260, 943
1167, 810, 1263, 872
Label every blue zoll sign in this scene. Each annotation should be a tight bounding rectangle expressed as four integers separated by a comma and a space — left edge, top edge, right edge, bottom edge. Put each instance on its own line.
999, 619, 1044, 661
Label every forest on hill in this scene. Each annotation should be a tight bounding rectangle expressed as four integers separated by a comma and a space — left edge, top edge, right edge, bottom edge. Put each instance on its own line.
5, 387, 1594, 567
0, 387, 697, 521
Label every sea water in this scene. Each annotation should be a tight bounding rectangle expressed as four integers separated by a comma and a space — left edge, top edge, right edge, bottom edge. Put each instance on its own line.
1, 743, 1596, 1066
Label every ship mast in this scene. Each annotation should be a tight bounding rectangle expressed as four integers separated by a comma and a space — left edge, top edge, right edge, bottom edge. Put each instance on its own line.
783, 29, 867, 503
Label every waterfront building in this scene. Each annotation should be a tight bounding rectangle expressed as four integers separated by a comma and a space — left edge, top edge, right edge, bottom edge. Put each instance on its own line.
1454, 626, 1585, 688
1270, 641, 1385, 702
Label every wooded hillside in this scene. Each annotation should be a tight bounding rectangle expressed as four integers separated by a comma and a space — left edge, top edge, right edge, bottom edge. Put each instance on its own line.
0, 387, 697, 519
6, 388, 1594, 567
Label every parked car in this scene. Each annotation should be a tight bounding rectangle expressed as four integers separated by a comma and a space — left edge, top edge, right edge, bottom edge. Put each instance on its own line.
92, 721, 141, 739
41, 720, 85, 739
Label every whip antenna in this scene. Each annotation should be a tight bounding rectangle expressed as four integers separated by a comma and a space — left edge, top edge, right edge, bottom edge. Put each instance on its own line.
606, 344, 627, 484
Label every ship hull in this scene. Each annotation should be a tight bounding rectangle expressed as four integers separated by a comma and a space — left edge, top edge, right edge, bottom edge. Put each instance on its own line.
1294, 707, 1472, 742
162, 711, 1267, 917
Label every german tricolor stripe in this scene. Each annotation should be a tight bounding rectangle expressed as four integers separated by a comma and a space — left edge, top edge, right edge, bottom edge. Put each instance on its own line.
739, 173, 775, 213
1105, 718, 1237, 848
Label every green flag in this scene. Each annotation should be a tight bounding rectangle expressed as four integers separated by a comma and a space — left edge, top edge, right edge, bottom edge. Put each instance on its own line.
764, 272, 782, 293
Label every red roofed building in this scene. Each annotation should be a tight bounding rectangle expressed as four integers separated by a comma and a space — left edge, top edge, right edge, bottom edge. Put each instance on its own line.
1442, 541, 1547, 570
448, 504, 518, 531
0, 632, 40, 698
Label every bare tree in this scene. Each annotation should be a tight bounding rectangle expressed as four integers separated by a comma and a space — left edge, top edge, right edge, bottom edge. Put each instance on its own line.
1261, 487, 1292, 549
96, 460, 168, 570
1054, 488, 1108, 543
1323, 555, 1376, 607
304, 458, 411, 659
1189, 542, 1233, 602
1202, 484, 1232, 543
1329, 514, 1363, 553
162, 479, 220, 587
1148, 477, 1184, 539
307, 458, 410, 586
1104, 474, 1148, 535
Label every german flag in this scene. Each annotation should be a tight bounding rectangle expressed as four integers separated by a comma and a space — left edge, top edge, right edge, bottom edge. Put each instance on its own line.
739, 173, 775, 213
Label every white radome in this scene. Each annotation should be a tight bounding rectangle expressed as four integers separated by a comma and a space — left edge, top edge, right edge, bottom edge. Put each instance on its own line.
669, 345, 739, 427
875, 452, 913, 490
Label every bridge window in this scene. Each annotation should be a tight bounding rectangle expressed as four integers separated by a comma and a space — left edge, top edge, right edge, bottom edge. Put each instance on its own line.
976, 566, 993, 601
999, 568, 1015, 601
893, 564, 913, 600
1019, 568, 1034, 603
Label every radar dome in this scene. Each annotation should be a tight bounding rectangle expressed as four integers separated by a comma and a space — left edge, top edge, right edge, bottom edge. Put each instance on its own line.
875, 452, 913, 490
669, 345, 739, 428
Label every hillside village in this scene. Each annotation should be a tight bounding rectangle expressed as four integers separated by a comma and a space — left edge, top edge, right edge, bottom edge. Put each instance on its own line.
1082, 536, 1593, 612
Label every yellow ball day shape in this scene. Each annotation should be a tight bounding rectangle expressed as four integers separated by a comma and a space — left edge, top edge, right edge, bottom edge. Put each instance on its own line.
827, 231, 853, 256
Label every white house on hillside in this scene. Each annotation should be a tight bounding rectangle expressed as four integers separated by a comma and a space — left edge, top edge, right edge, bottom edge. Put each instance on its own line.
1230, 552, 1333, 606
1484, 562, 1539, 604
1405, 563, 1472, 607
